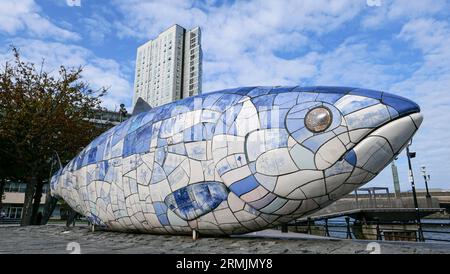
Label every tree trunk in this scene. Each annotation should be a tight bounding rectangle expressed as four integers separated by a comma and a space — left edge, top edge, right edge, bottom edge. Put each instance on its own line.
66, 208, 78, 227
41, 188, 58, 225
0, 178, 5, 212
21, 176, 37, 226
30, 181, 43, 225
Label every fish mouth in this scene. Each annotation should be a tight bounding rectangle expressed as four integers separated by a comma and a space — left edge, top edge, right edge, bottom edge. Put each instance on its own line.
342, 111, 423, 175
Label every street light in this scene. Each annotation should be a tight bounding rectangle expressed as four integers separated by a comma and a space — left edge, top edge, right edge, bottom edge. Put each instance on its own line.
119, 103, 128, 123
421, 166, 432, 207
405, 141, 425, 241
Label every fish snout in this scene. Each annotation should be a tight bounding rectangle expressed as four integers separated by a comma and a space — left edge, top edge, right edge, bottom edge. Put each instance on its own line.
347, 112, 423, 175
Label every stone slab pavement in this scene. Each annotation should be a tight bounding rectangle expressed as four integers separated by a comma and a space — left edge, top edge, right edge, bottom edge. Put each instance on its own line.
0, 224, 449, 254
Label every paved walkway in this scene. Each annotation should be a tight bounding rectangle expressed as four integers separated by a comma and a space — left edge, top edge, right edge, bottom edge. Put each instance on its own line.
0, 225, 449, 254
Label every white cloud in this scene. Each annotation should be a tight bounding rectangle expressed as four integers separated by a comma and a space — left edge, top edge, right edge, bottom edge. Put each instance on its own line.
112, 0, 366, 91
361, 0, 448, 29
81, 14, 112, 45
398, 18, 450, 55
0, 39, 133, 110
109, 0, 450, 189
311, 42, 401, 89
0, 0, 80, 41
113, 0, 207, 40
389, 18, 450, 187
1, 0, 449, 189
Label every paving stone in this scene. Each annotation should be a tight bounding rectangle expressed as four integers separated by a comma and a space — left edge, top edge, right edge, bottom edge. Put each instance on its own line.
0, 224, 449, 254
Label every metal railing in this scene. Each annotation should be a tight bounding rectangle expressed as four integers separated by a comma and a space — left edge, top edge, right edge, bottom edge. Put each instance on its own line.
287, 217, 450, 243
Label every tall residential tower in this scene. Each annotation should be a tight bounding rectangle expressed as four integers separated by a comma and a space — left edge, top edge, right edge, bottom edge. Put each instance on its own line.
133, 25, 202, 109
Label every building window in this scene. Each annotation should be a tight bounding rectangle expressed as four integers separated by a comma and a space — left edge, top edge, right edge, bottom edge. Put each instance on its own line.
5, 206, 23, 219
4, 181, 27, 193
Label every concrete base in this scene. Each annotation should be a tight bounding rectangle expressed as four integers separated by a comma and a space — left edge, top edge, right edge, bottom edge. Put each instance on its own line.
352, 223, 419, 241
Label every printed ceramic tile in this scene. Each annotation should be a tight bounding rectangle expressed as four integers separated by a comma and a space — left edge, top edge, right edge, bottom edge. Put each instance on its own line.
50, 86, 422, 235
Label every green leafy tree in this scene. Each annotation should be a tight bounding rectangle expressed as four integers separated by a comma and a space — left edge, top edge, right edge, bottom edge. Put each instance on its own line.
0, 137, 17, 214
0, 47, 107, 225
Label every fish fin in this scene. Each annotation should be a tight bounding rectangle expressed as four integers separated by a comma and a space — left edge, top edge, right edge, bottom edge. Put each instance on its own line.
132, 97, 152, 116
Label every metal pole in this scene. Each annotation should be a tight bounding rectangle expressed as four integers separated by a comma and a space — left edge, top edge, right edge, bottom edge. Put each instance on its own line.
325, 219, 330, 237
424, 175, 431, 198
345, 217, 352, 239
307, 217, 312, 234
423, 174, 432, 207
421, 166, 432, 207
373, 189, 378, 208
406, 144, 425, 242
376, 219, 382, 241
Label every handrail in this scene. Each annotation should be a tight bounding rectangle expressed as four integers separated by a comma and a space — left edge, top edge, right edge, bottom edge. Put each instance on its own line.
287, 218, 450, 243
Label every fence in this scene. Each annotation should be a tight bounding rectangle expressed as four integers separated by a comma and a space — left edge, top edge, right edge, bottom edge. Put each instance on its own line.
288, 217, 450, 243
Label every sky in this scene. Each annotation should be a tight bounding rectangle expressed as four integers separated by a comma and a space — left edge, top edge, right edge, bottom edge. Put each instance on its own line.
0, 0, 449, 191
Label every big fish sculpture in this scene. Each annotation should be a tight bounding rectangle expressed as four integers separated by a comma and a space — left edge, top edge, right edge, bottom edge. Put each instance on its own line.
51, 86, 423, 235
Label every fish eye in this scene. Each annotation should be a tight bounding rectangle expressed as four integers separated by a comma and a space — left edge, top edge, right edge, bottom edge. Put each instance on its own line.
305, 107, 332, 133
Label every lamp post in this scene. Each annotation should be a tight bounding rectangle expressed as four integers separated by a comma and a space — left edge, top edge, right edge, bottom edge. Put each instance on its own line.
119, 103, 128, 123
406, 142, 425, 241
420, 166, 432, 207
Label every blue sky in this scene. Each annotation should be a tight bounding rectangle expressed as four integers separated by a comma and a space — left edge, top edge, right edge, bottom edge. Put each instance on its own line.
0, 0, 449, 191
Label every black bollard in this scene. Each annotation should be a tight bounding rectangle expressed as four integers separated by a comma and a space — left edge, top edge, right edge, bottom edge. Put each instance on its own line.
376, 220, 382, 241
325, 219, 330, 237
307, 217, 312, 234
345, 217, 352, 239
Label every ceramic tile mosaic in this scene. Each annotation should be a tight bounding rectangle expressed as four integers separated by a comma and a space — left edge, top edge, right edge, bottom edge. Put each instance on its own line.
51, 86, 423, 235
